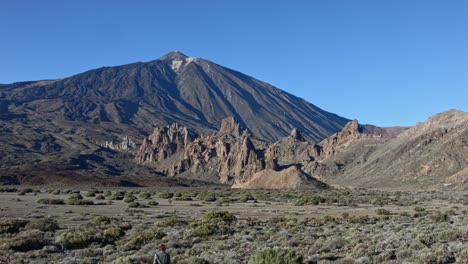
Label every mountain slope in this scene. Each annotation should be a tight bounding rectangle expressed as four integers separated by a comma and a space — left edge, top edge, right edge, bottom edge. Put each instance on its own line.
312, 110, 468, 189
0, 51, 349, 143
0, 51, 353, 185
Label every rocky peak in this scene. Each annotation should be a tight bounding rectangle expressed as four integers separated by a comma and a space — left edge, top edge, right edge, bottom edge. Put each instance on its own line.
289, 128, 305, 141
319, 119, 367, 158
342, 120, 362, 135
159, 51, 188, 61
219, 117, 244, 137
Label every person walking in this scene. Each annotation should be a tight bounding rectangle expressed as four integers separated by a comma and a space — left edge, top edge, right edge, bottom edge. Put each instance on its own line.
154, 244, 170, 264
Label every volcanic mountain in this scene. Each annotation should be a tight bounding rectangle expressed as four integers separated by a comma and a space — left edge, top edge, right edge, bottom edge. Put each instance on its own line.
0, 51, 351, 185
0, 51, 349, 143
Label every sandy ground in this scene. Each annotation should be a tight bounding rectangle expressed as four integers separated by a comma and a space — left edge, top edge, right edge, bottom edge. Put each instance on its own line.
1, 188, 464, 228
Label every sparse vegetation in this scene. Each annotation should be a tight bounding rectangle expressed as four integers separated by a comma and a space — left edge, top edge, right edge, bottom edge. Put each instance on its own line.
248, 247, 303, 264
1, 188, 468, 263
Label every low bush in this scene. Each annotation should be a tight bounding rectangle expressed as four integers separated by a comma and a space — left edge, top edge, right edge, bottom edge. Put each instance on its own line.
155, 217, 188, 227
55, 228, 101, 249
191, 210, 236, 237
37, 198, 65, 205
248, 247, 303, 264
66, 199, 94, 205
116, 227, 166, 251
138, 192, 151, 199
191, 257, 210, 264
376, 208, 392, 215
25, 218, 59, 232
85, 190, 97, 197
159, 192, 174, 199
0, 230, 48, 251
103, 227, 125, 242
69, 193, 83, 200
128, 201, 140, 208
148, 201, 159, 206
123, 194, 137, 203
0, 219, 29, 234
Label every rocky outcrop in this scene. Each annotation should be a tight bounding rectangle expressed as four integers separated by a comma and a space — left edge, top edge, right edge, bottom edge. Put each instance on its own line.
320, 120, 379, 158
136, 124, 196, 163
232, 166, 328, 189
135, 117, 266, 183
219, 117, 245, 137
105, 136, 136, 152
265, 129, 321, 167
313, 110, 468, 189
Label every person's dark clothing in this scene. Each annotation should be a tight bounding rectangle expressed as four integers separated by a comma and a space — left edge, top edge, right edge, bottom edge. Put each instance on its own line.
153, 252, 170, 264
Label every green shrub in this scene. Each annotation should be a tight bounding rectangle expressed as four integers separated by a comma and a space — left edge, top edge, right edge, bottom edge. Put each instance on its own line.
51, 189, 61, 195
376, 208, 392, 215
155, 217, 188, 227
116, 227, 166, 251
240, 193, 255, 203
0, 230, 47, 251
159, 192, 174, 199
431, 211, 449, 222
191, 210, 236, 237
55, 228, 101, 249
139, 192, 151, 199
21, 188, 34, 193
128, 201, 140, 208
85, 190, 97, 197
148, 201, 159, 206
0, 219, 29, 234
69, 193, 83, 200
191, 257, 210, 264
123, 194, 137, 203
0, 187, 18, 192
37, 198, 65, 204
248, 247, 303, 264
96, 194, 105, 200
109, 192, 125, 200
66, 199, 94, 205
25, 218, 59, 232
94, 216, 113, 225
103, 227, 125, 242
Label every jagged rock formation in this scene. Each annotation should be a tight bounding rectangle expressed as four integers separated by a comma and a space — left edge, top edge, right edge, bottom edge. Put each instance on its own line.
136, 117, 267, 184
104, 136, 136, 151
312, 110, 468, 189
319, 120, 381, 158
135, 115, 421, 189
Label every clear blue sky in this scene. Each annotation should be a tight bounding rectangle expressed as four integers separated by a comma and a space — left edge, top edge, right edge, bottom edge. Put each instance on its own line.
1, 1, 467, 127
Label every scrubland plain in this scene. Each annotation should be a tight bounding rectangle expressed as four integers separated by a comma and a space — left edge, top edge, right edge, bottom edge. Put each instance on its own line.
1, 187, 468, 263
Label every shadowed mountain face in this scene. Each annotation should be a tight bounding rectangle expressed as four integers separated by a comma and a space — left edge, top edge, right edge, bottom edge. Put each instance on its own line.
0, 51, 349, 143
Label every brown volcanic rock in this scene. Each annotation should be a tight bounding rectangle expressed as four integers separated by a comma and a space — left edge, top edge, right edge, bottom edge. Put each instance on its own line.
265, 128, 321, 167
315, 110, 468, 189
232, 166, 327, 190
134, 117, 331, 189
220, 136, 264, 184
136, 123, 196, 163
219, 117, 244, 137
319, 120, 380, 158
135, 117, 266, 183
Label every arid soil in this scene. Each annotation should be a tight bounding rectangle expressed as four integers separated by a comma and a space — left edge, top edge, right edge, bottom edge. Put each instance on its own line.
1, 187, 468, 263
